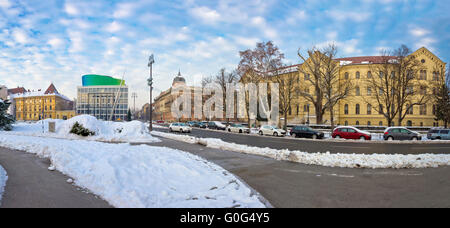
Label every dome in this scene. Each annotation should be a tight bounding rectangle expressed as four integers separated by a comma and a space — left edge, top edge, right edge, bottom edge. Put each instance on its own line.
172, 70, 186, 86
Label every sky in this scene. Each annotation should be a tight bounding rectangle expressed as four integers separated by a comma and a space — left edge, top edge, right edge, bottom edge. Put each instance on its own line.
0, 0, 449, 108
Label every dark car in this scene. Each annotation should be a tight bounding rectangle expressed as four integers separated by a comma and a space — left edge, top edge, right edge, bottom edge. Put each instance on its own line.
290, 126, 324, 139
428, 128, 450, 140
193, 122, 207, 128
332, 126, 372, 140
207, 121, 226, 130
383, 127, 422, 141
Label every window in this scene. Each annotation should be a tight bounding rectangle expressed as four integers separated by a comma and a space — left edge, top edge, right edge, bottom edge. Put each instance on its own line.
407, 70, 414, 80
390, 71, 396, 78
379, 121, 383, 126
420, 70, 427, 80
433, 71, 439, 81
356, 71, 360, 79
432, 105, 436, 115
367, 71, 372, 78
355, 87, 360, 96
305, 73, 310, 80
356, 121, 360, 126
345, 72, 349, 79
344, 121, 348, 126
420, 86, 427, 95
379, 105, 384, 114
344, 104, 349, 115
367, 87, 372, 96
379, 71, 384, 78
406, 104, 413, 115
367, 121, 371, 126
420, 104, 427, 115
355, 104, 360, 115
367, 104, 372, 115
407, 120, 412, 127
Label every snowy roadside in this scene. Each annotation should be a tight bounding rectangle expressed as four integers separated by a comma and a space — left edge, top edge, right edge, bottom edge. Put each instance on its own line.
151, 131, 450, 169
5, 115, 160, 143
0, 134, 265, 208
0, 164, 7, 205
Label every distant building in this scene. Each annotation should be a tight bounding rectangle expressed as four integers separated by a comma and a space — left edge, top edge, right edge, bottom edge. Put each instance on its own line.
0, 85, 7, 100
13, 83, 75, 121
6, 86, 27, 117
76, 74, 129, 121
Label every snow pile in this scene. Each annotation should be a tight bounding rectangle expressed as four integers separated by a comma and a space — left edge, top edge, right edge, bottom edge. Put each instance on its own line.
0, 134, 265, 208
8, 115, 160, 143
151, 131, 450, 169
0, 165, 7, 205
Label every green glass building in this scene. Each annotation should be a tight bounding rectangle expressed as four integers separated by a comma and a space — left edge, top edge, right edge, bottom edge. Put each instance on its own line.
77, 75, 128, 121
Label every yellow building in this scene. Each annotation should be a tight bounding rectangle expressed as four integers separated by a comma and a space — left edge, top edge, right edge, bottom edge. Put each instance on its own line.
242, 47, 446, 127
13, 83, 76, 121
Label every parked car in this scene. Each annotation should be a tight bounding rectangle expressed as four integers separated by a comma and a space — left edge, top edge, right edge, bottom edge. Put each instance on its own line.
383, 127, 421, 141
169, 123, 192, 133
208, 121, 227, 130
427, 128, 450, 140
258, 125, 286, 137
193, 122, 207, 128
332, 126, 372, 140
187, 121, 198, 127
226, 123, 250, 134
290, 126, 324, 139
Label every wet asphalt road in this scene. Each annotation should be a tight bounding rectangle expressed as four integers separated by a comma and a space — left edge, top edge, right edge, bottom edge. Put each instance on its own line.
153, 128, 450, 155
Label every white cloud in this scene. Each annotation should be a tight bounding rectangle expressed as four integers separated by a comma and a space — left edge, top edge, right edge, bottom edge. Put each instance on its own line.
12, 28, 29, 44
326, 10, 371, 22
64, 2, 79, 15
105, 21, 123, 33
410, 28, 430, 37
68, 31, 84, 53
48, 38, 65, 49
189, 7, 221, 24
0, 0, 12, 9
113, 2, 137, 19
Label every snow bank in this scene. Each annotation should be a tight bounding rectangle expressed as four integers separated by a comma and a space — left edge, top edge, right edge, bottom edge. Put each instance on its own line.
0, 165, 7, 205
151, 131, 450, 169
0, 134, 265, 208
8, 115, 160, 143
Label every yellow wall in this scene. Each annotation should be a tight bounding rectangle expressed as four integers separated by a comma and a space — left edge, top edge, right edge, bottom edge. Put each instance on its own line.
15, 95, 76, 121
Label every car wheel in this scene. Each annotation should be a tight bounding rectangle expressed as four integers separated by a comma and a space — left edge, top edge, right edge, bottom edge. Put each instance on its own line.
312, 134, 318, 140
273, 132, 278, 137
360, 136, 366, 141
259, 131, 263, 136
228, 129, 231, 132
292, 133, 297, 138
412, 137, 418, 141
388, 136, 394, 141
169, 128, 172, 132
239, 130, 243, 133
335, 135, 341, 139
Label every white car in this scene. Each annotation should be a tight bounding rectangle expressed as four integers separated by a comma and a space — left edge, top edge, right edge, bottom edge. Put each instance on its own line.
226, 123, 250, 134
258, 125, 286, 137
169, 123, 192, 133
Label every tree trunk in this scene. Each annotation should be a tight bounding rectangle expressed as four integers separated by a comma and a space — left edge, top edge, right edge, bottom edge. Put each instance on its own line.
329, 106, 335, 132
284, 112, 288, 131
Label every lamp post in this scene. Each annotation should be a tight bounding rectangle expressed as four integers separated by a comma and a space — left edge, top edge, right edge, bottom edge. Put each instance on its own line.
148, 54, 155, 131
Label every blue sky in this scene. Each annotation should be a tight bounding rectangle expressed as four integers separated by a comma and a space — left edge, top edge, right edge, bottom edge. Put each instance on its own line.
0, 0, 449, 107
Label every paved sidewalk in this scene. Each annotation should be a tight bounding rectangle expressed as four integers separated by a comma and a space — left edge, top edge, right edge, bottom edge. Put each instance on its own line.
0, 147, 112, 208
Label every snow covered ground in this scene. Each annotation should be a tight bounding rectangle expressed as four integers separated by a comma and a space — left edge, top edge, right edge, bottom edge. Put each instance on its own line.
6, 115, 160, 143
0, 134, 265, 208
0, 164, 7, 205
151, 131, 450, 169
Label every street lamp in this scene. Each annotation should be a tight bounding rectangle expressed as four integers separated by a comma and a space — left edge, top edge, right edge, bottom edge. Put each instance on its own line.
148, 54, 155, 131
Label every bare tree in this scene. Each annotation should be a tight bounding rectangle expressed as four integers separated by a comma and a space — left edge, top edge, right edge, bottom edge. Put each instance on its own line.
238, 41, 284, 128
367, 45, 428, 127
273, 68, 297, 130
214, 68, 238, 124
297, 44, 351, 126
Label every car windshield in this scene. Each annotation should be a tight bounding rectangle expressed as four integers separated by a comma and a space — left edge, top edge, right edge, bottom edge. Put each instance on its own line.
179, 123, 186, 126
234, 124, 243, 127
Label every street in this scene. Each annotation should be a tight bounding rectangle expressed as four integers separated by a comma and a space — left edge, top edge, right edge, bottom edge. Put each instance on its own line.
150, 137, 450, 208
153, 128, 450, 155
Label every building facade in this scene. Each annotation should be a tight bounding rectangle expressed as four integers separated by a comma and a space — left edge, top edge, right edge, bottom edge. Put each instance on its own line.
242, 47, 446, 127
0, 85, 7, 100
13, 83, 76, 121
76, 75, 129, 121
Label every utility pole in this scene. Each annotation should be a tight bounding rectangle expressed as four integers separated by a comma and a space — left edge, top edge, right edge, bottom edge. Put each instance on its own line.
148, 54, 155, 131
132, 92, 137, 118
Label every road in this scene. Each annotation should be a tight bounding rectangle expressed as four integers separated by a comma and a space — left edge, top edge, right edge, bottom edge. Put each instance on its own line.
0, 147, 112, 208
150, 137, 450, 208
153, 128, 450, 154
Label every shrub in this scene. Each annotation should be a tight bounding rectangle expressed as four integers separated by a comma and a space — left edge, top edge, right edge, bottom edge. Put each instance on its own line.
70, 121, 95, 137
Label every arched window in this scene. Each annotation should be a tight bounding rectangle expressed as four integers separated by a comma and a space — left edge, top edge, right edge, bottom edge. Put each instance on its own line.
356, 71, 360, 79
355, 87, 360, 96
407, 120, 412, 127
345, 72, 349, 79
345, 121, 348, 126
367, 71, 372, 78
344, 104, 349, 115
356, 121, 360, 126
367, 104, 372, 115
355, 104, 360, 115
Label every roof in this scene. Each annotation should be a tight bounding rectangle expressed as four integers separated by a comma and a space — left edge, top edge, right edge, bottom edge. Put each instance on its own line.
10, 83, 71, 101
44, 83, 58, 94
8, 87, 27, 95
334, 56, 398, 65
82, 74, 125, 87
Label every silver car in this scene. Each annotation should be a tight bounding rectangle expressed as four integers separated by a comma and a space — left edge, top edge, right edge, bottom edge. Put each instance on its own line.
428, 129, 450, 140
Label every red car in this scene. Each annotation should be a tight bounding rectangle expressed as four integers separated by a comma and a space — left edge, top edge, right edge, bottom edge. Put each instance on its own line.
332, 126, 372, 140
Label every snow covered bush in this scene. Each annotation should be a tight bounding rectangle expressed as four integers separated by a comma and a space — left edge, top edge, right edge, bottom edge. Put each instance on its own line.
69, 121, 95, 136
0, 99, 14, 131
